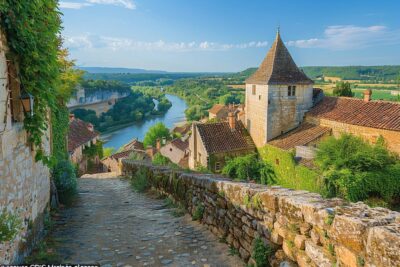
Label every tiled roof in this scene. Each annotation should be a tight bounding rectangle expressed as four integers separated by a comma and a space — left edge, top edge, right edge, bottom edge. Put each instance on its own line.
171, 138, 188, 151
110, 149, 147, 160
68, 119, 99, 153
122, 139, 144, 151
246, 32, 313, 85
208, 104, 228, 115
269, 123, 331, 150
196, 121, 256, 154
308, 96, 400, 131
171, 124, 190, 136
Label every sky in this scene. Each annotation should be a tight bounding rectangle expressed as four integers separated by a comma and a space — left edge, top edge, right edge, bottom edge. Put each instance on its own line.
60, 0, 400, 72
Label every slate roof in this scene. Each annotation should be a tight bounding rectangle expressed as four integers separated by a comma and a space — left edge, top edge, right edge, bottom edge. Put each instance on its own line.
171, 138, 189, 151
308, 96, 400, 131
209, 104, 228, 115
68, 119, 99, 153
269, 123, 331, 150
246, 32, 313, 85
196, 121, 256, 154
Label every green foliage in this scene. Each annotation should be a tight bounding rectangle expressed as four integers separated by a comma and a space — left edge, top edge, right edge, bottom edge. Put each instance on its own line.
52, 160, 77, 203
152, 153, 171, 166
164, 197, 185, 217
328, 243, 335, 256
157, 97, 172, 113
128, 151, 147, 161
0, 1, 62, 163
192, 203, 205, 221
131, 167, 150, 192
333, 81, 354, 97
81, 79, 131, 96
222, 153, 275, 184
143, 122, 170, 148
103, 147, 116, 158
259, 145, 322, 193
24, 240, 61, 264
83, 141, 104, 160
0, 209, 22, 242
316, 134, 400, 205
252, 237, 274, 267
357, 256, 365, 267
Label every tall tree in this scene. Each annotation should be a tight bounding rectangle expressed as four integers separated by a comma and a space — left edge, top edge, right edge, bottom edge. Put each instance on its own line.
332, 81, 354, 97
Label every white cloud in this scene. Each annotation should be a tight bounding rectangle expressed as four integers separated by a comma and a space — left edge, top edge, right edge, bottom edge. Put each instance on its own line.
64, 34, 268, 52
59, 0, 135, 9
86, 0, 136, 9
59, 2, 91, 9
287, 25, 400, 50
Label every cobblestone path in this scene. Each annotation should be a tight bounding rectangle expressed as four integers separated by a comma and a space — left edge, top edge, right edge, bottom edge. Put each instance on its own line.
51, 173, 243, 267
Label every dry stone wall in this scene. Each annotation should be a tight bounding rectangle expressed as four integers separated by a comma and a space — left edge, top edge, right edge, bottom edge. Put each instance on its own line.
122, 160, 400, 267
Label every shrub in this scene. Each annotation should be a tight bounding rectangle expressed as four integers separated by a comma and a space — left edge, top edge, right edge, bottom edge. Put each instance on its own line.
316, 134, 400, 205
252, 237, 274, 267
131, 166, 150, 192
143, 122, 170, 148
0, 209, 22, 242
192, 203, 205, 221
222, 153, 275, 184
52, 160, 77, 203
333, 81, 354, 97
152, 153, 171, 166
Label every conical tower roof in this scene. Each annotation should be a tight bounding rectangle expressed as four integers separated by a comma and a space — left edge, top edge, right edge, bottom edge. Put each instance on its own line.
246, 31, 313, 85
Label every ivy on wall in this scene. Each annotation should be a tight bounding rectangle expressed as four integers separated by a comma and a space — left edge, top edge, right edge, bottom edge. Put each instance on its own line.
0, 0, 62, 164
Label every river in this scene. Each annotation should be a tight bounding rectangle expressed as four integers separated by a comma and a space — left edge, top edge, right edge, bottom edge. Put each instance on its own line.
101, 94, 187, 149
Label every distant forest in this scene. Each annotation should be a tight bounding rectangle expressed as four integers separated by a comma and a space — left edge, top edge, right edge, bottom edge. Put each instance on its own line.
226, 66, 400, 83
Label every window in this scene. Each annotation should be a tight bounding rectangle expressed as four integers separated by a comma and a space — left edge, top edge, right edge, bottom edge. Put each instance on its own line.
215, 162, 221, 172
7, 60, 23, 123
259, 95, 261, 100
288, 85, 296, 97
252, 85, 256, 95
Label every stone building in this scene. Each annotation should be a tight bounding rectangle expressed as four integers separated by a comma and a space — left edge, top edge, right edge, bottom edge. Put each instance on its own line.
160, 138, 189, 168
208, 104, 229, 120
68, 114, 99, 174
0, 30, 51, 263
189, 112, 256, 172
245, 30, 314, 147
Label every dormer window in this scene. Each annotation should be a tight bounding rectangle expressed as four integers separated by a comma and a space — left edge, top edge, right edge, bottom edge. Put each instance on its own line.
288, 85, 296, 97
252, 85, 256, 95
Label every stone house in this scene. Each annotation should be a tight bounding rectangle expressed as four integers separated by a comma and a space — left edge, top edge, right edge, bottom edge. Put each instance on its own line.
160, 138, 189, 168
189, 112, 256, 172
68, 114, 99, 174
0, 30, 51, 263
208, 104, 229, 120
245, 30, 314, 148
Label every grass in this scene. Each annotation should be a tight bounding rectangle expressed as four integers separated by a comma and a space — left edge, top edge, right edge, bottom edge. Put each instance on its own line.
130, 167, 150, 192
164, 196, 185, 217
192, 203, 205, 221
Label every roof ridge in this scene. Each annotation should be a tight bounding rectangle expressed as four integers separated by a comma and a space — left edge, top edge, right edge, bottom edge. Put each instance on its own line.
329, 95, 400, 105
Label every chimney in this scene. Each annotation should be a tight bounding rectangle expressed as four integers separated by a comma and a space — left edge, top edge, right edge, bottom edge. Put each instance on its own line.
146, 145, 155, 159
228, 112, 236, 130
156, 138, 161, 151
69, 114, 75, 122
363, 89, 372, 102
87, 123, 94, 132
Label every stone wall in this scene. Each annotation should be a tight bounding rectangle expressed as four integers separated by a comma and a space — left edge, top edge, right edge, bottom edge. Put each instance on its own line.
0, 30, 51, 264
122, 160, 400, 267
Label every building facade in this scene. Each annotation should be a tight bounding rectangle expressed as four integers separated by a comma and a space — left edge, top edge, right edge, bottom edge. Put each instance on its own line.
0, 30, 51, 264
245, 31, 314, 147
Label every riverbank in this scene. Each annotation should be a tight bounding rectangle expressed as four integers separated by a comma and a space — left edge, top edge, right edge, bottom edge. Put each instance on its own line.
102, 94, 187, 149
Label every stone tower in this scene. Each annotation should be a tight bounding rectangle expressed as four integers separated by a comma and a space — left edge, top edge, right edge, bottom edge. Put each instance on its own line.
245, 31, 314, 147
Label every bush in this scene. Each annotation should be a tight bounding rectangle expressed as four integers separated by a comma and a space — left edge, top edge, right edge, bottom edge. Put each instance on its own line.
192, 203, 204, 221
333, 81, 354, 97
131, 167, 150, 192
0, 209, 22, 242
143, 122, 170, 148
252, 237, 274, 267
152, 153, 171, 166
222, 153, 275, 184
316, 134, 400, 205
52, 160, 77, 203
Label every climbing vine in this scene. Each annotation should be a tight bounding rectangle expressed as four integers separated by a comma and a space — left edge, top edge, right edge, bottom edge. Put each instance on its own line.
0, 1, 62, 164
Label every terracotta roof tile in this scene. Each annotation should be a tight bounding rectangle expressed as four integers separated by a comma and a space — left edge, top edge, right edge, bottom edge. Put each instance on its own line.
171, 138, 188, 151
110, 149, 147, 160
68, 119, 99, 153
208, 104, 228, 115
269, 123, 331, 150
308, 96, 400, 131
122, 139, 144, 151
196, 121, 256, 154
246, 32, 313, 85
171, 124, 191, 135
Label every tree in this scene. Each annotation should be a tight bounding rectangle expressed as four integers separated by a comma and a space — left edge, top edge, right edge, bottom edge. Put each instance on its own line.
332, 81, 354, 97
143, 122, 170, 148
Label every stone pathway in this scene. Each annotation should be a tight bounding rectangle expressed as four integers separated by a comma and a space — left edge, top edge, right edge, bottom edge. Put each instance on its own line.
51, 173, 243, 267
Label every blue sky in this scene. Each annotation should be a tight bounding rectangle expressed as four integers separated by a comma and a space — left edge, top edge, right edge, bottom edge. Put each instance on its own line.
60, 0, 400, 72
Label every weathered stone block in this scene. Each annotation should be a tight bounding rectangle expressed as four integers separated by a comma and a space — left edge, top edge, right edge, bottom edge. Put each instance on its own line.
271, 230, 283, 245
283, 240, 296, 261
366, 223, 400, 267
335, 245, 358, 267
294, 234, 307, 250
305, 241, 333, 267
